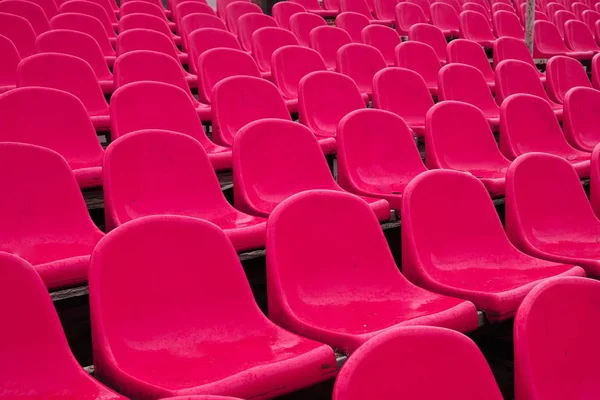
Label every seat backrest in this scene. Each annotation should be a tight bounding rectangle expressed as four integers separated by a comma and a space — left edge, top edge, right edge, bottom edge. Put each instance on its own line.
437, 0, 461, 14
459, 10, 496, 40
323, 0, 341, 11
582, 9, 600, 31
289, 12, 327, 46
564, 19, 598, 50
217, 0, 248, 17
340, 0, 372, 18
119, 1, 170, 21
546, 1, 566, 16
272, 1, 306, 30
309, 25, 352, 69
0, 12, 36, 57
28, 0, 58, 18
116, 28, 181, 63
336, 43, 386, 94
272, 45, 327, 99
563, 86, 600, 151
495, 59, 553, 105
463, 2, 491, 17
493, 9, 525, 38
0, 0, 49, 35
394, 41, 441, 88
104, 130, 229, 227
58, 1, 115, 38
187, 27, 240, 74
493, 36, 538, 69
180, 13, 227, 51
546, 55, 592, 104
289, 0, 323, 11
409, 23, 448, 63
447, 38, 495, 82
373, 0, 396, 20
395, 2, 428, 35
430, 2, 461, 32
174, 1, 215, 29
438, 64, 499, 116
35, 30, 112, 80
534, 19, 570, 55
336, 11, 370, 42
514, 277, 600, 400
298, 70, 365, 137
237, 12, 278, 51
251, 26, 298, 72
118, 13, 174, 39
333, 326, 503, 400
17, 52, 108, 115
232, 119, 339, 216
572, 2, 590, 19
492, 2, 515, 12
224, 1, 262, 35
554, 10, 577, 36
212, 76, 291, 147
0, 34, 20, 87
49, 13, 115, 56
361, 24, 401, 65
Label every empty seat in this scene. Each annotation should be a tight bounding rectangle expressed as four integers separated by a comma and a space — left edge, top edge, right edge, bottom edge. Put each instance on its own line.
572, 2, 589, 19
426, 101, 510, 196
0, 35, 20, 94
459, 10, 498, 47
58, 1, 117, 43
289, 12, 327, 46
333, 326, 504, 399
361, 24, 400, 66
546, 1, 566, 17
119, 13, 182, 48
29, 0, 58, 18
272, 45, 327, 102
447, 38, 496, 90
289, 0, 338, 18
187, 28, 241, 75
408, 0, 432, 21
252, 27, 299, 74
341, 0, 393, 24
17, 52, 110, 130
224, 1, 262, 36
89, 215, 337, 399
174, 1, 216, 30
180, 14, 227, 52
336, 11, 370, 42
395, 2, 427, 35
0, 0, 49, 35
563, 87, 600, 151
493, 36, 546, 84
309, 25, 352, 69
554, 10, 577, 37
336, 43, 386, 97
372, 67, 434, 137
233, 119, 390, 219
546, 55, 592, 104
0, 143, 106, 288
463, 2, 491, 19
582, 9, 600, 34
401, 169, 585, 321
323, 0, 342, 14
493, 9, 525, 38
110, 81, 231, 170
564, 19, 600, 52
104, 130, 265, 250
120, 1, 175, 30
272, 1, 306, 29
373, 0, 396, 22
337, 109, 428, 209
217, 0, 248, 17
87, 0, 119, 21
534, 20, 594, 59
438, 0, 461, 14
237, 13, 278, 52
395, 41, 441, 95
430, 2, 461, 37
0, 12, 36, 57
500, 93, 590, 176
409, 23, 448, 64
492, 2, 515, 13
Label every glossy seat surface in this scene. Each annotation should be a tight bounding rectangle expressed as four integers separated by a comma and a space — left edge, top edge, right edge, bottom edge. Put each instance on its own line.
49, 13, 116, 58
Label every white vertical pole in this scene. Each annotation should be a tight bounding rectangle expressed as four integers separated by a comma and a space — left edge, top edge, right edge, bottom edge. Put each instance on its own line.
524, 0, 535, 55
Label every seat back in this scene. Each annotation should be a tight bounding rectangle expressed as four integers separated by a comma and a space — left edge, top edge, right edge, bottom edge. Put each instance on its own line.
572, 2, 589, 19
0, 34, 20, 87
563, 87, 600, 151
438, 63, 498, 115
336, 43, 386, 94
492, 2, 515, 12
299, 70, 365, 137
323, 0, 341, 12
233, 119, 338, 216
28, 0, 58, 18
217, 0, 249, 17
49, 13, 115, 56
174, 1, 215, 29
554, 10, 577, 37
408, 23, 448, 63
272, 45, 327, 99
493, 9, 525, 38
116, 29, 181, 62
224, 1, 262, 35
430, 2, 461, 33
533, 20, 570, 56
58, 1, 115, 38
564, 19, 598, 51
289, 12, 327, 46
546, 1, 566, 16
0, 0, 49, 35
464, 1, 491, 17
87, 0, 118, 21
272, 1, 306, 30
361, 24, 400, 65
309, 25, 352, 69
0, 12, 36, 57
394, 41, 441, 89
119, 1, 169, 21
336, 11, 370, 42
187, 27, 241, 74
289, 0, 324, 11
118, 13, 174, 39
237, 12, 278, 52
546, 55, 592, 104
493, 36, 538, 70
395, 2, 427, 35
582, 9, 600, 31
340, 0, 372, 18
459, 10, 496, 41
495, 59, 553, 105
447, 38, 495, 82
408, 0, 432, 20
373, 0, 396, 20
437, 0, 461, 14
180, 13, 227, 50
251, 26, 298, 72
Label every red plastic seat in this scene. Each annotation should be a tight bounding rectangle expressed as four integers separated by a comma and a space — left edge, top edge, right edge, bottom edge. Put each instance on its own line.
323, 0, 342, 14
309, 25, 352, 69
394, 41, 441, 96
336, 11, 370, 42
408, 23, 448, 64
333, 326, 504, 399
0, 143, 106, 289
430, 2, 461, 37
0, 35, 20, 94
289, 12, 327, 46
110, 81, 231, 170
89, 215, 337, 399
534, 20, 594, 59
582, 9, 600, 35
361, 24, 401, 65
58, 1, 117, 42
174, 1, 215, 31
401, 168, 585, 321
459, 10, 498, 47
87, 0, 119, 22
251, 26, 298, 74
572, 1, 589, 19
237, 12, 278, 52
35, 30, 114, 94
554, 10, 577, 37
272, 1, 306, 29
0, 12, 36, 57
233, 119, 390, 219
17, 52, 110, 130
546, 55, 592, 104
337, 109, 427, 209
29, 0, 58, 18
546, 1, 566, 16
0, 0, 49, 35
408, 0, 432, 21
463, 1, 492, 20
438, 0, 461, 14
372, 67, 434, 137
187, 28, 241, 75
395, 2, 427, 35
447, 38, 496, 90
271, 45, 327, 102
119, 13, 182, 47
216, 0, 247, 17
564, 19, 600, 52
289, 0, 338, 17
372, 0, 396, 22
341, 0, 393, 24
0, 252, 125, 398
493, 36, 546, 84
492, 2, 515, 13
500, 93, 590, 177
336, 43, 386, 97
563, 87, 600, 151
179, 13, 227, 51
493, 9, 525, 38
104, 130, 265, 250
505, 153, 600, 276
120, 1, 175, 30
224, 1, 262, 36
426, 101, 510, 196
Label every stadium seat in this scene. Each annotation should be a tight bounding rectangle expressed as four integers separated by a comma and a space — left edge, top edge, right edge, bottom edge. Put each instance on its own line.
426, 101, 510, 196
514, 277, 600, 400
58, 1, 117, 41
179, 13, 227, 51
340, 0, 383, 23
408, 0, 432, 21
0, 0, 49, 35
546, 2, 566, 17
187, 28, 241, 75
546, 55, 592, 104
409, 23, 448, 64
35, 30, 114, 94
233, 119, 390, 219
217, 0, 248, 17
104, 130, 266, 250
174, 1, 216, 30
0, 252, 125, 398
0, 143, 106, 288
87, 0, 119, 20
323, 0, 343, 14
373, 0, 396, 22
17, 53, 110, 130
336, 11, 371, 42
430, 2, 461, 37
332, 327, 504, 400
336, 43, 386, 98
463, 2, 492, 20
119, 13, 182, 47
493, 36, 546, 84
337, 109, 427, 209
582, 9, 600, 35
493, 9, 525, 38
110, 81, 231, 170
564, 19, 600, 52
28, 0, 58, 18
459, 10, 497, 47
0, 12, 36, 57
447, 38, 495, 90
395, 41, 441, 96
500, 93, 590, 177
563, 87, 600, 152
554, 10, 577, 37
0, 35, 19, 94
395, 2, 427, 35
0, 87, 104, 189
372, 67, 434, 137
120, 1, 175, 30
361, 24, 400, 65
309, 25, 352, 69
534, 20, 594, 59
89, 215, 337, 399
289, 12, 327, 46
572, 2, 590, 20
272, 1, 306, 29
401, 169, 586, 321
224, 1, 262, 36
438, 0, 461, 14
290, 0, 338, 18
251, 27, 299, 74
492, 2, 515, 13
237, 13, 278, 52
267, 191, 479, 354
